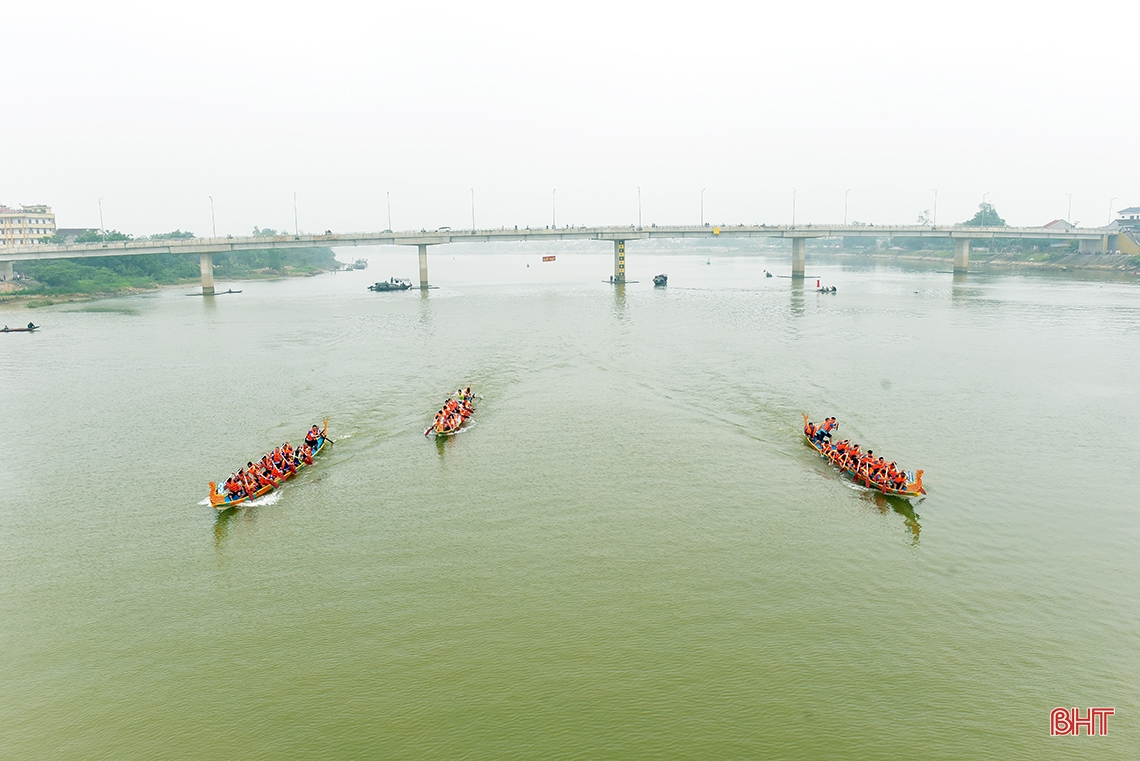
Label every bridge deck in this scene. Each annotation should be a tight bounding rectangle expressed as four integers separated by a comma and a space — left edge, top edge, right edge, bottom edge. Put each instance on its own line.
0, 224, 1110, 262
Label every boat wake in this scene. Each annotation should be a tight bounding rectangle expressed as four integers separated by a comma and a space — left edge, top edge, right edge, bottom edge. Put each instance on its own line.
246, 492, 282, 507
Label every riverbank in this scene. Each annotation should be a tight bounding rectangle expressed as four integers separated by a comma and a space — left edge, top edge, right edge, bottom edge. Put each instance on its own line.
0, 246, 340, 309
827, 248, 1140, 272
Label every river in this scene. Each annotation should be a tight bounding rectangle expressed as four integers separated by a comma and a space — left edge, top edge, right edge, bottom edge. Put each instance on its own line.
2, 243, 1137, 759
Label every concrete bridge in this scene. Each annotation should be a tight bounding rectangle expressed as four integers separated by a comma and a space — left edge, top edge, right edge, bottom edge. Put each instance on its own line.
0, 224, 1114, 294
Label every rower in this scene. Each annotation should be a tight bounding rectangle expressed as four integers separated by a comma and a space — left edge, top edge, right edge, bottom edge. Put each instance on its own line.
304, 425, 321, 448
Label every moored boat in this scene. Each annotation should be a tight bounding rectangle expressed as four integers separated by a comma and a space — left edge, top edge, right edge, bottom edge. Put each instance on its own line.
802, 414, 925, 499
2, 322, 38, 333
208, 419, 329, 509
368, 277, 414, 292
353, 259, 368, 269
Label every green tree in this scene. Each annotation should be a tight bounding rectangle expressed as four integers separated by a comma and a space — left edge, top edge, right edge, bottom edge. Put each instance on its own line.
252, 226, 282, 237
962, 203, 1006, 227
150, 229, 195, 240
75, 229, 132, 242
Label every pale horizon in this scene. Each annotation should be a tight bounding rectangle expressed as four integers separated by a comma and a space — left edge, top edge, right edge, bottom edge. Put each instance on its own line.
3, 0, 1137, 236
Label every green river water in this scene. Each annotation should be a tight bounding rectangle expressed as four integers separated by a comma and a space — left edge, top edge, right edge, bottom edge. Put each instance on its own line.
2, 245, 1138, 759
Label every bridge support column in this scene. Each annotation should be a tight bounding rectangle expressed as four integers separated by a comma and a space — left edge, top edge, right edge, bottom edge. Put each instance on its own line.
791, 238, 805, 278
2, 262, 13, 281
1079, 236, 1107, 253
418, 244, 429, 289
953, 239, 970, 274
613, 240, 626, 283
199, 252, 215, 295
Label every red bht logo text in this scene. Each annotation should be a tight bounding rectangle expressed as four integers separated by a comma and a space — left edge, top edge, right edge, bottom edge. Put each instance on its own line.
1051, 707, 1114, 736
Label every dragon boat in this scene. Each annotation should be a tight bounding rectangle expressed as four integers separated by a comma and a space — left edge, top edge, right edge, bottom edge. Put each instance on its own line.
425, 391, 475, 437
802, 414, 925, 500
207, 419, 329, 509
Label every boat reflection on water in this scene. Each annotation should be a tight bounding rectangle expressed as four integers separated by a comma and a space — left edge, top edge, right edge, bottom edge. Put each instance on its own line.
861, 490, 922, 545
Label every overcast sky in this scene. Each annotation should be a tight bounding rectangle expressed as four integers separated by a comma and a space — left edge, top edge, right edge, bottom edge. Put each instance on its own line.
3, 0, 1137, 236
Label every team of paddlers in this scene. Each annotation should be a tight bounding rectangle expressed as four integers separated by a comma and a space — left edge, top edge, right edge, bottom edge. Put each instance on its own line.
804, 416, 922, 494
428, 387, 475, 435
219, 424, 324, 500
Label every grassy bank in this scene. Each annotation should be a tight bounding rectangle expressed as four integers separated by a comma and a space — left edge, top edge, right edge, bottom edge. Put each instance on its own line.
1, 247, 338, 306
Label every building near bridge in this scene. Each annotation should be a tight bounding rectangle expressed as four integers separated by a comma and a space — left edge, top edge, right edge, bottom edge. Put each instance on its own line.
0, 204, 56, 247
1115, 207, 1140, 229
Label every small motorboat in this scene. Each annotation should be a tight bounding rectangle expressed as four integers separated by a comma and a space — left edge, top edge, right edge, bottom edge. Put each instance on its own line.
2, 322, 37, 333
353, 259, 368, 270
764, 270, 773, 278
653, 274, 668, 287
368, 278, 414, 292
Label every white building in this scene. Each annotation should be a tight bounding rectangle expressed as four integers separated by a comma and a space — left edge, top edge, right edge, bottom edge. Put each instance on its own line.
0, 204, 57, 246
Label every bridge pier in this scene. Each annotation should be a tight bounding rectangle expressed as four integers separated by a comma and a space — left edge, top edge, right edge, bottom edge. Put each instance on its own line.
199, 252, 215, 295
953, 239, 970, 274
791, 238, 805, 278
418, 244, 429, 289
613, 241, 626, 283
2, 261, 13, 282
1079, 236, 1107, 253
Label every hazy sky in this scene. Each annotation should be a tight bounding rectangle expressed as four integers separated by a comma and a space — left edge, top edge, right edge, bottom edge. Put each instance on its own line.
4, 0, 1137, 236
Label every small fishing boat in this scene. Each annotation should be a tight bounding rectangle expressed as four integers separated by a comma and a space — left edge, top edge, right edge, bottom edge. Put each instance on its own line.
425, 390, 475, 436
368, 277, 414, 292
802, 414, 925, 500
353, 259, 368, 269
207, 419, 329, 509
653, 274, 668, 286
2, 323, 38, 333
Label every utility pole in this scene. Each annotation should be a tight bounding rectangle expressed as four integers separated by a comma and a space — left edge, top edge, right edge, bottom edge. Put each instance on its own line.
209, 196, 216, 238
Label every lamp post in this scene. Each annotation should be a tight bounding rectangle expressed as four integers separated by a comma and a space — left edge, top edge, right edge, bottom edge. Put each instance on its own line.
791, 187, 796, 226
637, 187, 642, 229
931, 188, 938, 226
982, 192, 989, 225
701, 188, 705, 226
1109, 197, 1117, 226
386, 191, 392, 231
209, 196, 216, 238
98, 198, 105, 242
293, 192, 298, 235
844, 188, 851, 226
1066, 193, 1073, 224
552, 189, 556, 228
471, 188, 475, 232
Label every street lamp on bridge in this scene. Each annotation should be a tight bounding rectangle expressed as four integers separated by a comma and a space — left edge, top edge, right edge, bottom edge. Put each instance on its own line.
552, 189, 556, 228
701, 188, 706, 226
931, 189, 938, 226
791, 187, 796, 226
844, 188, 851, 226
1109, 197, 1117, 225
637, 187, 642, 229
98, 198, 105, 243
209, 196, 216, 238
